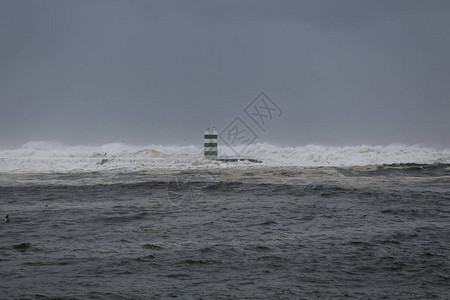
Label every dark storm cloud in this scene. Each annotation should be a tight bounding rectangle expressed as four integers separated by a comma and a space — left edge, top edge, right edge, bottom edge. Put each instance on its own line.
1, 0, 449, 148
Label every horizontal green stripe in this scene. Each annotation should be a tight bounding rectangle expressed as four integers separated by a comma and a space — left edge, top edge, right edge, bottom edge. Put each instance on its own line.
204, 134, 217, 139
204, 143, 217, 147
204, 151, 217, 155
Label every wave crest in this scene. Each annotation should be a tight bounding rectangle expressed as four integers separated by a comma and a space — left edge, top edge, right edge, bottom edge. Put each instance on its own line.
0, 141, 448, 173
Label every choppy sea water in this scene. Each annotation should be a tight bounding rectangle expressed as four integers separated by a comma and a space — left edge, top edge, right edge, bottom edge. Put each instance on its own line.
0, 164, 449, 299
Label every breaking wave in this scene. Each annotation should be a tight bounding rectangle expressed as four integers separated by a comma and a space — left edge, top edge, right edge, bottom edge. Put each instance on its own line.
0, 141, 449, 173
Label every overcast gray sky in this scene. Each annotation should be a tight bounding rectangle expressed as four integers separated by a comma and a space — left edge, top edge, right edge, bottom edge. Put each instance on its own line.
1, 0, 449, 148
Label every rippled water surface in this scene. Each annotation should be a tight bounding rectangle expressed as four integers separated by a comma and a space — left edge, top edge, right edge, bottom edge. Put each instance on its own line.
1, 164, 449, 299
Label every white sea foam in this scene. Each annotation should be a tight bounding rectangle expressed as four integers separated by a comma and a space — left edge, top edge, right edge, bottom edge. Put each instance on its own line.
0, 141, 449, 173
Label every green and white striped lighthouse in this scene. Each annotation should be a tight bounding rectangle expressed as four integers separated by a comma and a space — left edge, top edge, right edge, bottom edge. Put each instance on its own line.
204, 128, 217, 159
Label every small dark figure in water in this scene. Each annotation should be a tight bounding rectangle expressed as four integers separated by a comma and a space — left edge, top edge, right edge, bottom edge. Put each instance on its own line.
5, 215, 9, 223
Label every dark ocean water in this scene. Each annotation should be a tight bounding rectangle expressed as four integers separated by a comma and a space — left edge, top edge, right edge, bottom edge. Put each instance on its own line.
0, 164, 449, 299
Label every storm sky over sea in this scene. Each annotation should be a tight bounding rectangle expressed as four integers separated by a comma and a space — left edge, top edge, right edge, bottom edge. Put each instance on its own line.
1, 0, 449, 148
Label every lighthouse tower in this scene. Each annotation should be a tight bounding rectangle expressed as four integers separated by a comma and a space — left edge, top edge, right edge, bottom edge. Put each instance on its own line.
204, 128, 217, 159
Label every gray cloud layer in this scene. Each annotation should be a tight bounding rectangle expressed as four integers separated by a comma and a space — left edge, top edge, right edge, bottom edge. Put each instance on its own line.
1, 0, 449, 148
